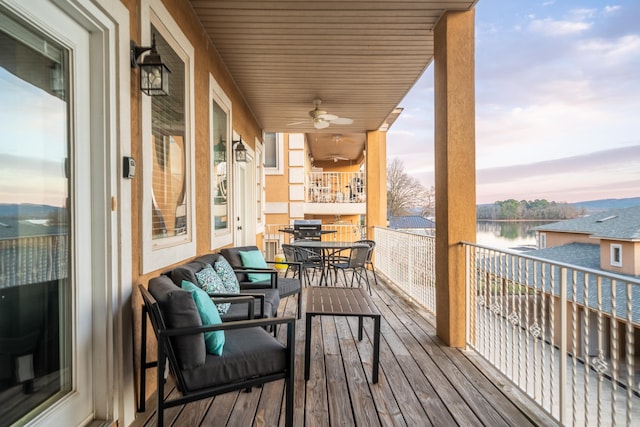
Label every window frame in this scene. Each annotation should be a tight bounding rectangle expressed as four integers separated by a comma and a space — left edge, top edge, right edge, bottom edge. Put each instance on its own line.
538, 232, 546, 249
141, 1, 196, 273
209, 74, 233, 249
264, 131, 283, 175
610, 243, 623, 267
255, 137, 264, 233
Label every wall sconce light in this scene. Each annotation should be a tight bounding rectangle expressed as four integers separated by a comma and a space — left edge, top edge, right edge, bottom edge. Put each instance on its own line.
232, 137, 248, 162
130, 34, 171, 96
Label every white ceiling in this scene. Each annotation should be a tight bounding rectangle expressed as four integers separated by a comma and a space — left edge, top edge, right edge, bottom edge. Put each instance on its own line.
189, 0, 477, 160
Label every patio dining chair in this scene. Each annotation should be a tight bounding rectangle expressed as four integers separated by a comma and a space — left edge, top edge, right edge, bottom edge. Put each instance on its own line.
327, 243, 371, 293
355, 239, 379, 287
282, 243, 322, 287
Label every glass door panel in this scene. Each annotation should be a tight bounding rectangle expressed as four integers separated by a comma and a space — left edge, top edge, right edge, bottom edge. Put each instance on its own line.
0, 6, 72, 425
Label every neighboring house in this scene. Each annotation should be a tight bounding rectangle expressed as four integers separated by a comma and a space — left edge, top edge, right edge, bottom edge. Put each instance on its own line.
533, 206, 640, 277
388, 215, 436, 236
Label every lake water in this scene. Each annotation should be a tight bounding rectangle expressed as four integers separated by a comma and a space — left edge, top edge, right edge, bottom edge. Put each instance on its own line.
476, 221, 555, 252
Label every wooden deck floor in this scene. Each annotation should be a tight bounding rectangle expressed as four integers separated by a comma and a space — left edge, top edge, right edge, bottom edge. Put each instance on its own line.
133, 273, 558, 427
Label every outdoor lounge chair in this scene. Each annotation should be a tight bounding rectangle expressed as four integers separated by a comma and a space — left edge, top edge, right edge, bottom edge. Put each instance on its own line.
138, 280, 295, 427
220, 246, 303, 318
169, 253, 280, 320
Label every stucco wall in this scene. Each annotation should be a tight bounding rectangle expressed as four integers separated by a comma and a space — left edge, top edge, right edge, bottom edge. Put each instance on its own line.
128, 0, 263, 404
544, 231, 595, 248
599, 239, 640, 276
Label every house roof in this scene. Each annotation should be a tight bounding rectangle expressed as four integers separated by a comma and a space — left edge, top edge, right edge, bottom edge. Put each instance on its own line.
482, 242, 640, 322
388, 216, 435, 229
533, 206, 640, 241
525, 243, 601, 271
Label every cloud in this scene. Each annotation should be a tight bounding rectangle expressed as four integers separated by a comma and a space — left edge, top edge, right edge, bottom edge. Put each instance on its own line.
604, 5, 622, 14
477, 145, 640, 203
529, 18, 591, 36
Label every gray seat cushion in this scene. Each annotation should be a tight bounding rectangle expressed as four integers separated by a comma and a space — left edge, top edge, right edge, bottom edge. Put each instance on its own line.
181, 326, 287, 392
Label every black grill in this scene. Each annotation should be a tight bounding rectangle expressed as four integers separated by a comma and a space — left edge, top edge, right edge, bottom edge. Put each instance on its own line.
293, 219, 322, 241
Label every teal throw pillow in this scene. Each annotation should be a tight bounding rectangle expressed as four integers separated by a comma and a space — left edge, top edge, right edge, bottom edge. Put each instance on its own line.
195, 264, 230, 315
214, 257, 241, 293
181, 280, 225, 356
239, 250, 272, 282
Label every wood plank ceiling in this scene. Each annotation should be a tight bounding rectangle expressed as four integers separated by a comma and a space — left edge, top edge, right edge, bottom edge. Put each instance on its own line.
189, 0, 476, 160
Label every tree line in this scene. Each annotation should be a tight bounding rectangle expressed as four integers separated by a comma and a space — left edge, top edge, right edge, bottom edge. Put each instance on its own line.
477, 199, 583, 220
387, 158, 585, 221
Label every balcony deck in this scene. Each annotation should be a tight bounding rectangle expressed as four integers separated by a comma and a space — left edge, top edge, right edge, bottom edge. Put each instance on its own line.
132, 274, 556, 427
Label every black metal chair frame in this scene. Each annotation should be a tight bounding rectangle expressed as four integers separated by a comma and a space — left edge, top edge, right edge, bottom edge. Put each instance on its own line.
282, 243, 322, 287
328, 244, 371, 293
138, 285, 295, 427
355, 239, 379, 287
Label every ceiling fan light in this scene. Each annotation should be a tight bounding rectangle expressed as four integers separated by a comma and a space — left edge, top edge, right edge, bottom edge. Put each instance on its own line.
314, 118, 329, 129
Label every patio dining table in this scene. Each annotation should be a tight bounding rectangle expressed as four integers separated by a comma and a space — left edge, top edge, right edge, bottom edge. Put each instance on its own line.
291, 240, 358, 286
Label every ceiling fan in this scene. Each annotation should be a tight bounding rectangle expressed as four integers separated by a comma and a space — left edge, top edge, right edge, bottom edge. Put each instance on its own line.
288, 98, 354, 130
327, 154, 349, 162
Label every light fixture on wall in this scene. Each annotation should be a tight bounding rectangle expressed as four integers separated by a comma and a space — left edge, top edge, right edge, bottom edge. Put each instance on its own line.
130, 34, 171, 96
232, 136, 247, 162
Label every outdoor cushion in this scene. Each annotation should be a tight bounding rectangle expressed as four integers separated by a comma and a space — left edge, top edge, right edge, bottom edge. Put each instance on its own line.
220, 246, 260, 282
268, 277, 300, 298
168, 254, 278, 318
239, 249, 271, 282
148, 276, 205, 369
214, 257, 241, 294
195, 263, 230, 314
180, 326, 287, 392
182, 281, 225, 356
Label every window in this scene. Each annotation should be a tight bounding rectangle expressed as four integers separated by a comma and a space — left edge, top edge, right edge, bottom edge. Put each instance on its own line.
209, 75, 232, 248
538, 232, 546, 249
142, 4, 195, 272
610, 244, 622, 267
264, 132, 283, 174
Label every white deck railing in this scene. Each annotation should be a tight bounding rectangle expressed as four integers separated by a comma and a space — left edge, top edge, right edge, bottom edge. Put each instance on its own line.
374, 227, 436, 314
0, 235, 68, 288
374, 228, 639, 426
306, 171, 365, 203
464, 242, 639, 426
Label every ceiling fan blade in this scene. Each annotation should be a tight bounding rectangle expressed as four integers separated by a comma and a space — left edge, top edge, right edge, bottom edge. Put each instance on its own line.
330, 117, 353, 125
314, 119, 330, 129
287, 120, 307, 126
317, 113, 338, 121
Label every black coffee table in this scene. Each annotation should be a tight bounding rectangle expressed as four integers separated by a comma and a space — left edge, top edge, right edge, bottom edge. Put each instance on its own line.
304, 286, 381, 383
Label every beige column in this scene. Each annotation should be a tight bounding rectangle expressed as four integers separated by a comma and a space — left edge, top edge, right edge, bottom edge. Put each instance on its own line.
434, 10, 476, 347
365, 130, 387, 239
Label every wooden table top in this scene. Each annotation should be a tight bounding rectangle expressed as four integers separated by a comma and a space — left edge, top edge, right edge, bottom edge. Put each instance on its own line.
306, 287, 380, 317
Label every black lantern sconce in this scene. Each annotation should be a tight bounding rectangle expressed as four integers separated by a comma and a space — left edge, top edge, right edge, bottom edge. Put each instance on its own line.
232, 137, 248, 162
130, 34, 171, 96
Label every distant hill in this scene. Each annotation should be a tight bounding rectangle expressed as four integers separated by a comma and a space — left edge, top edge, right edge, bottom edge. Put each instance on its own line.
0, 203, 63, 219
573, 197, 640, 213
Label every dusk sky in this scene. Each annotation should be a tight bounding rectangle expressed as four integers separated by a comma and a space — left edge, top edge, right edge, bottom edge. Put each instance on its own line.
387, 0, 640, 204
